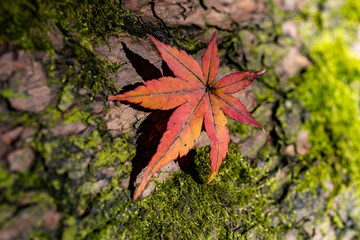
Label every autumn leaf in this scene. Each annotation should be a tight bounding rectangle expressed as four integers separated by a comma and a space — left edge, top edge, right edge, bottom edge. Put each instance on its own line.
108, 33, 265, 200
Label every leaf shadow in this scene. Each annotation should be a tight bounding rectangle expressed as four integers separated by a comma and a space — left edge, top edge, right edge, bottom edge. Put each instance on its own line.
177, 149, 205, 184
122, 42, 162, 81
121, 42, 200, 196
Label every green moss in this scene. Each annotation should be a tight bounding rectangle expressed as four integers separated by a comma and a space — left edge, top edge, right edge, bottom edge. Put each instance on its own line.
0, 0, 139, 98
58, 85, 75, 112
58, 145, 279, 240
113, 146, 278, 239
38, 107, 62, 127
0, 167, 15, 195
93, 136, 135, 169
290, 1, 360, 203
0, 0, 142, 50
293, 37, 360, 185
61, 37, 122, 97
63, 108, 92, 124
227, 118, 253, 138
0, 0, 54, 50
0, 88, 27, 99
342, 0, 360, 23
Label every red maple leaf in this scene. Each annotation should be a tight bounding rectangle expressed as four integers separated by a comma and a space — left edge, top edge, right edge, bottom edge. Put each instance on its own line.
108, 33, 265, 200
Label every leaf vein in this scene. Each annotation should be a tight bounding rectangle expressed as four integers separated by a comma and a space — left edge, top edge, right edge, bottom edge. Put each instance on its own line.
160, 45, 205, 86
212, 92, 258, 125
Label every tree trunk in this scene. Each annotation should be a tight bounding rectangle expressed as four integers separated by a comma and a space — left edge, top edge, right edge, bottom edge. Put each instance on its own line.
1, 0, 359, 239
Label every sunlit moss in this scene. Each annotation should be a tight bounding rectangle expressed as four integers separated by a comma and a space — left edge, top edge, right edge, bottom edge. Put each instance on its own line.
342, 0, 360, 23
72, 146, 278, 239
290, 0, 360, 209
137, 147, 275, 239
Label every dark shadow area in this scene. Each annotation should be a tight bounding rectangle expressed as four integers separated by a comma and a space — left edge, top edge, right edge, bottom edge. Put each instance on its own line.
161, 59, 175, 77
121, 42, 162, 81
177, 149, 205, 183
120, 42, 167, 195
128, 110, 173, 194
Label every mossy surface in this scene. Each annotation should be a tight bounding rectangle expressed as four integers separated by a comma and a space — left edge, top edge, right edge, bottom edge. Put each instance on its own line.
123, 146, 277, 239
273, 0, 360, 237
292, 0, 360, 194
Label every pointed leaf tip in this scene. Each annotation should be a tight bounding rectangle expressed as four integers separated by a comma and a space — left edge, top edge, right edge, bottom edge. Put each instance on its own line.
202, 32, 220, 85
206, 172, 217, 184
256, 69, 266, 76
108, 95, 117, 101
211, 32, 216, 39
147, 34, 156, 41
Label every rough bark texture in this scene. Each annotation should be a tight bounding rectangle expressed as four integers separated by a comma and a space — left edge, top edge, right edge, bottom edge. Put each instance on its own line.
1, 0, 360, 239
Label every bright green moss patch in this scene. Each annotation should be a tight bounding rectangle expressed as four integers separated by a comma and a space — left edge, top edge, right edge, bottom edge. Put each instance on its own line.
342, 0, 360, 23
133, 149, 275, 239
93, 136, 135, 169
0, 89, 27, 99
58, 85, 75, 112
291, 0, 360, 201
293, 35, 360, 190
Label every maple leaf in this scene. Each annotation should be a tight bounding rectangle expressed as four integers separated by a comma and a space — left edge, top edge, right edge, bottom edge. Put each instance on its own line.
108, 33, 265, 200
